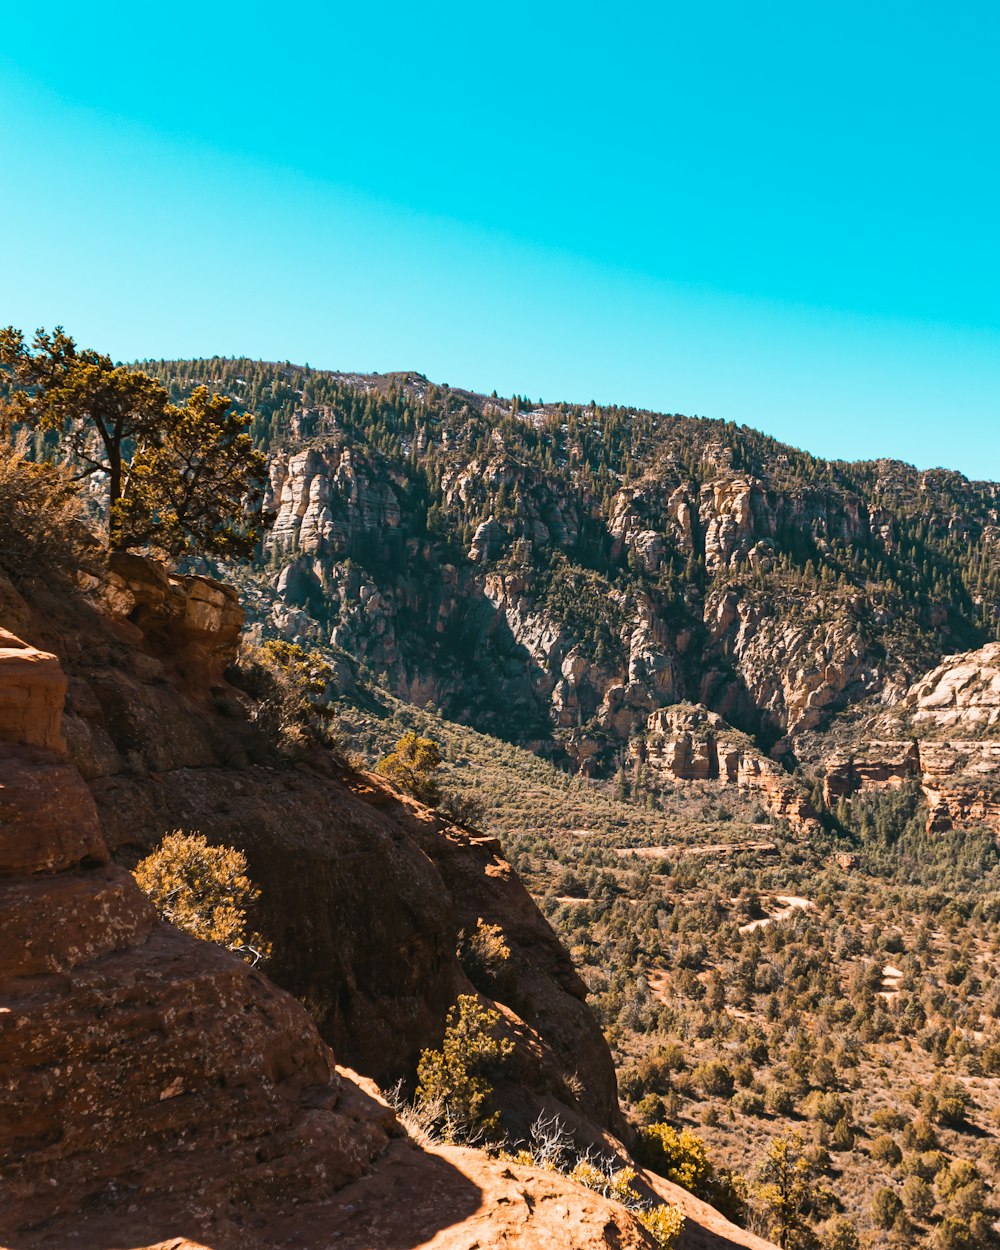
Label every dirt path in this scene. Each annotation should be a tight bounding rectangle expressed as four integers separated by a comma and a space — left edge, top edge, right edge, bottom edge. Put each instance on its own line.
738, 894, 813, 933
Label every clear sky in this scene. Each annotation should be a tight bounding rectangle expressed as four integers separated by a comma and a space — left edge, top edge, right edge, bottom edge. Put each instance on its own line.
2, 1, 998, 479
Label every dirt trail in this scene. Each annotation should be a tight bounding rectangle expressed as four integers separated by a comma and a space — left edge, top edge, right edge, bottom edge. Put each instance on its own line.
738, 895, 812, 934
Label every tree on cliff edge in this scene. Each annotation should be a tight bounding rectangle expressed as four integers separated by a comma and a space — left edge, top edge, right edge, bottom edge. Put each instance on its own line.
0, 325, 265, 556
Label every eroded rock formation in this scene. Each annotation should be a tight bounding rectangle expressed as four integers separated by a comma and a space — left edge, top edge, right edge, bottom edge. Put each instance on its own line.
8, 555, 619, 1134
817, 643, 1000, 835
632, 704, 822, 834
0, 631, 395, 1244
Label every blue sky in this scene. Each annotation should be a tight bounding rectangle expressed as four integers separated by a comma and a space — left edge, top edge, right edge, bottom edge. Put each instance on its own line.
2, 2, 998, 478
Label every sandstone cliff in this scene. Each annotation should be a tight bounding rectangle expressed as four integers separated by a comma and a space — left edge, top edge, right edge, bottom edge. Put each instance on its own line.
6, 554, 619, 1135
817, 643, 1000, 835
0, 626, 664, 1249
631, 704, 821, 835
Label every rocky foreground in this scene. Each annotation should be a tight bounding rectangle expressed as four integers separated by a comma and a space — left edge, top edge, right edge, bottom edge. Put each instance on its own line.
0, 564, 774, 1250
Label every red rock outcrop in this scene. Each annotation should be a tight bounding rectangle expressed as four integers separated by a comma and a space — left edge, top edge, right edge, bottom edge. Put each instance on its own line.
918, 740, 1000, 833
817, 644, 1000, 836
105, 551, 242, 687
821, 741, 920, 805
0, 625, 776, 1250
0, 629, 66, 751
10, 559, 624, 1138
0, 632, 391, 1240
901, 644, 1000, 833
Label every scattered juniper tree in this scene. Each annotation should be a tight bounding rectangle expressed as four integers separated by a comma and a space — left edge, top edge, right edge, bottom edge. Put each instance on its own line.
0, 325, 265, 555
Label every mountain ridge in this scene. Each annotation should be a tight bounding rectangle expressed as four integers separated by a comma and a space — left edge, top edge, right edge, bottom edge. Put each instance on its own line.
140, 357, 999, 788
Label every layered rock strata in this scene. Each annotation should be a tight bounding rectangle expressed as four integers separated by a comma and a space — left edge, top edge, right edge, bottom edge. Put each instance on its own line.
818, 644, 1000, 835
632, 704, 821, 835
9, 557, 622, 1135
0, 633, 394, 1244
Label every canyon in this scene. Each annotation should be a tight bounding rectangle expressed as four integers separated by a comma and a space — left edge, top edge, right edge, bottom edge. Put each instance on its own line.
146, 359, 997, 842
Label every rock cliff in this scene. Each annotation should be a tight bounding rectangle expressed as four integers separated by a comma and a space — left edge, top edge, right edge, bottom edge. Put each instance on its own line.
630, 704, 821, 834
142, 360, 999, 817
7, 555, 620, 1136
0, 575, 775, 1250
817, 643, 1000, 835
0, 625, 667, 1250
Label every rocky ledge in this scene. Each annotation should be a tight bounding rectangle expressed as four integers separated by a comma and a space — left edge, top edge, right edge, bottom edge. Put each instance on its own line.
0, 572, 776, 1249
631, 704, 821, 835
0, 626, 751, 1250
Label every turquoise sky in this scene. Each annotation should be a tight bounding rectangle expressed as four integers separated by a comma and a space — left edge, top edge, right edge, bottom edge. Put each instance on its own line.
2, 2, 998, 478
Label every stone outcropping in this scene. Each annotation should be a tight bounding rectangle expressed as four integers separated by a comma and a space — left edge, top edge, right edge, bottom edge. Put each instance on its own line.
249, 434, 968, 774
0, 602, 776, 1249
632, 704, 821, 834
0, 627, 683, 1250
905, 643, 1000, 732
818, 643, 1000, 835
0, 631, 393, 1242
2, 560, 619, 1136
105, 551, 242, 687
0, 628, 67, 751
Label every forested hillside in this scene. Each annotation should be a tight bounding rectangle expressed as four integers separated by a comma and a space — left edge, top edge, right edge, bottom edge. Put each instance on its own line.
143, 357, 1000, 763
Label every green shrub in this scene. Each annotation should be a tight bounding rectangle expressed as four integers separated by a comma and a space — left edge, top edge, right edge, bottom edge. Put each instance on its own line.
638, 1123, 713, 1193
415, 995, 514, 1140
637, 1203, 685, 1249
733, 1088, 766, 1117
764, 1081, 795, 1117
232, 639, 339, 758
870, 1185, 903, 1229
637, 1123, 746, 1222
870, 1134, 903, 1166
753, 1132, 833, 1249
902, 1175, 935, 1220
822, 1215, 859, 1250
0, 430, 92, 585
693, 1059, 735, 1098
457, 919, 512, 992
376, 731, 443, 805
134, 830, 270, 965
828, 1117, 855, 1152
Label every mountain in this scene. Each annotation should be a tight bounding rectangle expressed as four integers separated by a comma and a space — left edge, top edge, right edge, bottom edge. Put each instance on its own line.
145, 358, 1000, 774
5, 353, 1000, 1249
129, 357, 1000, 1248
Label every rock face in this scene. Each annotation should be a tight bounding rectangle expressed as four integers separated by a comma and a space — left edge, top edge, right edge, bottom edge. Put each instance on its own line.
906, 643, 1000, 732
0, 628, 683, 1250
0, 628, 67, 751
818, 644, 1000, 835
105, 551, 242, 686
920, 740, 1000, 833
238, 426, 988, 787
0, 630, 391, 1239
14, 560, 624, 1139
633, 704, 821, 834
822, 741, 921, 804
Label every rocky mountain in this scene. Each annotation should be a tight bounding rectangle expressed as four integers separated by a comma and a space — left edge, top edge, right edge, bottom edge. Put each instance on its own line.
142, 356, 1000, 838
0, 553, 775, 1249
